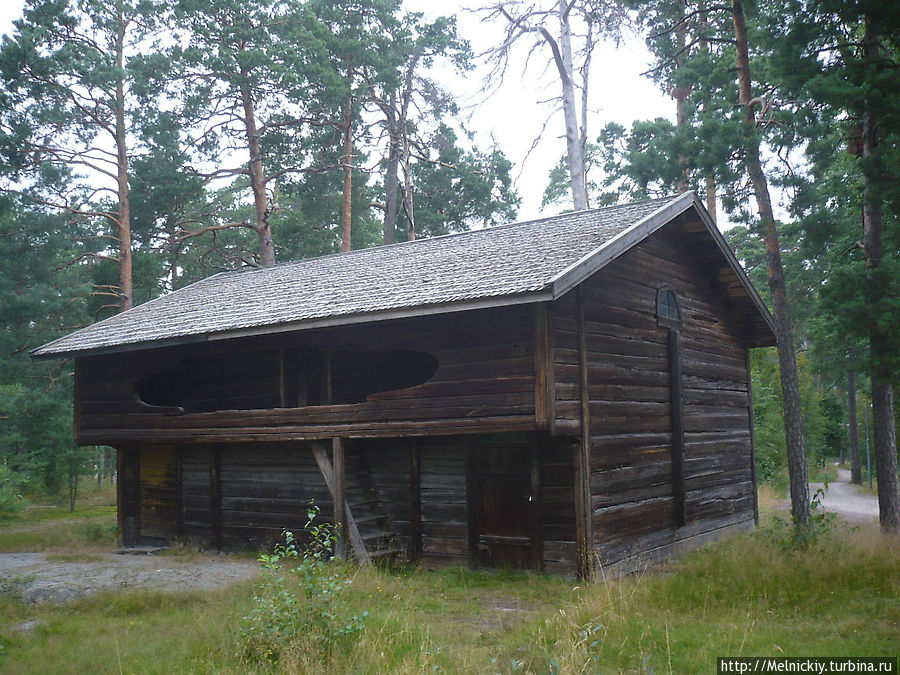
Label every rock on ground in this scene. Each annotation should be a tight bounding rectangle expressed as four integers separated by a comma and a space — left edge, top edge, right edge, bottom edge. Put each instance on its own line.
0, 552, 259, 604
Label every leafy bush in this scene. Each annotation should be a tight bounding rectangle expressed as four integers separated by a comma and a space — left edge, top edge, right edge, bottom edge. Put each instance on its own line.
240, 504, 367, 665
0, 465, 27, 519
81, 520, 117, 544
764, 486, 838, 549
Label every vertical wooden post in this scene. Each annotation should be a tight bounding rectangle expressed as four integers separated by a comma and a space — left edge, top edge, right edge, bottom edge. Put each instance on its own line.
529, 434, 543, 570
466, 448, 479, 566
535, 304, 552, 428
73, 360, 82, 442
210, 446, 222, 550
669, 328, 686, 528
333, 437, 346, 560
575, 288, 594, 579
278, 348, 287, 407
133, 448, 141, 545
746, 350, 759, 527
410, 440, 422, 562
175, 446, 184, 538
116, 447, 126, 547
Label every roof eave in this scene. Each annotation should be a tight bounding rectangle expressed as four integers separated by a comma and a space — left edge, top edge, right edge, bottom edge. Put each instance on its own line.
547, 190, 776, 347
687, 193, 777, 344
548, 191, 696, 298
30, 288, 555, 361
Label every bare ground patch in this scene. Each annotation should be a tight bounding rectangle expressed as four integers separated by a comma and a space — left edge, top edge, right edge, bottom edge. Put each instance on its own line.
0, 551, 259, 604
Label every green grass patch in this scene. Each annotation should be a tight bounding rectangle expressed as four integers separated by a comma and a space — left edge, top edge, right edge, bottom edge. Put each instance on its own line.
0, 486, 117, 553
809, 464, 838, 484
1, 522, 897, 674
1, 494, 897, 673
0, 513, 117, 553
541, 524, 899, 673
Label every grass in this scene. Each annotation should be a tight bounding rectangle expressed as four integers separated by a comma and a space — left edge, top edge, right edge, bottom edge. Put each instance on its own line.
808, 463, 838, 484
0, 485, 117, 554
1, 493, 898, 674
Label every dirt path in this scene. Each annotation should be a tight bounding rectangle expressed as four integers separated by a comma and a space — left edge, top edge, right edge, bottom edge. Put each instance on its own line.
0, 552, 259, 604
810, 468, 879, 522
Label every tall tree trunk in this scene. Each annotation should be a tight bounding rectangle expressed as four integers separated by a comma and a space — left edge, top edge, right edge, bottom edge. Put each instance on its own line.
383, 93, 400, 246
401, 141, 416, 241
556, 0, 588, 211
674, 2, 690, 194
732, 0, 809, 527
848, 369, 862, 485
705, 173, 717, 224
239, 79, 276, 267
340, 60, 355, 254
698, 3, 717, 222
861, 15, 900, 533
114, 16, 133, 310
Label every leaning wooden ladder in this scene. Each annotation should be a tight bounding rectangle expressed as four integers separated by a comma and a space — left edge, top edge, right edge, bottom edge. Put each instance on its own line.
312, 439, 400, 565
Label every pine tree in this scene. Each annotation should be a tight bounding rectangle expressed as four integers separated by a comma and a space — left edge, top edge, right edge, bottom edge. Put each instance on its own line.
0, 0, 165, 312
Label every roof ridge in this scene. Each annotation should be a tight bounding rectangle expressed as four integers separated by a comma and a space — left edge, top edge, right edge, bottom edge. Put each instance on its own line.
227, 196, 680, 277
31, 195, 699, 360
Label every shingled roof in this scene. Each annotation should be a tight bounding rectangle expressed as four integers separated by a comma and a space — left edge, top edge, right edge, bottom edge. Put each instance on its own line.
32, 192, 775, 359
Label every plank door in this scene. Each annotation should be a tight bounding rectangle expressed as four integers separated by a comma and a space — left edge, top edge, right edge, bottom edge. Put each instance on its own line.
472, 444, 540, 569
139, 445, 178, 541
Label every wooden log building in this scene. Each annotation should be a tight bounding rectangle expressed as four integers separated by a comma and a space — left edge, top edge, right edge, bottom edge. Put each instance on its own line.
33, 192, 775, 577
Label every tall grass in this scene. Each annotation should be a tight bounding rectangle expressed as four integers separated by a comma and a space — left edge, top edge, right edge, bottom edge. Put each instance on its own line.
1, 499, 897, 674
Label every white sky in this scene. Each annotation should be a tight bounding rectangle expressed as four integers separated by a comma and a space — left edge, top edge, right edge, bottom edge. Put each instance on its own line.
0, 0, 675, 221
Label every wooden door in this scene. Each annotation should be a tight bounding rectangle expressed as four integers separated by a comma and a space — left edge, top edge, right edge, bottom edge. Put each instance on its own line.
471, 441, 540, 569
139, 445, 178, 541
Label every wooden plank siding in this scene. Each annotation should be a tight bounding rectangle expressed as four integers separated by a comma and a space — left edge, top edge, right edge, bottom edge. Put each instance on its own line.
75, 306, 539, 446
551, 221, 756, 573
119, 433, 576, 571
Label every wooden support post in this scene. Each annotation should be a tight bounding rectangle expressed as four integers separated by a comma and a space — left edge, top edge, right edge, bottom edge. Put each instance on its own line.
311, 442, 371, 565
529, 434, 543, 570
175, 446, 184, 538
333, 437, 346, 560
278, 348, 287, 408
116, 447, 126, 547
210, 446, 222, 550
535, 304, 552, 428
466, 448, 479, 566
746, 350, 759, 527
669, 328, 686, 528
410, 440, 422, 562
575, 288, 594, 580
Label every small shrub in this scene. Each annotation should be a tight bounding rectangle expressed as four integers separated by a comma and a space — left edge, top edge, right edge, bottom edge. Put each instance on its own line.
763, 486, 837, 550
240, 504, 367, 665
0, 466, 28, 519
81, 520, 117, 544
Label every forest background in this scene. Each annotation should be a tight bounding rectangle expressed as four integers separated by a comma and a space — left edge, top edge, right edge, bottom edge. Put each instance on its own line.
0, 0, 897, 524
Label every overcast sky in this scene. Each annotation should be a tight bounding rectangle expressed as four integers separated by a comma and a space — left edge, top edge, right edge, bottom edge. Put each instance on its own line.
0, 0, 674, 221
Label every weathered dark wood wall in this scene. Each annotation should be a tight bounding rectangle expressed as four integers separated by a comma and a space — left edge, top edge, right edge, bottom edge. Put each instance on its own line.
75, 305, 538, 446
119, 433, 576, 572
551, 221, 756, 572
97, 212, 762, 576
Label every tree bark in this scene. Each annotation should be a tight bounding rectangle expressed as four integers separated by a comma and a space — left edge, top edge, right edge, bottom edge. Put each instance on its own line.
705, 173, 717, 224
732, 0, 809, 527
674, 4, 690, 194
114, 15, 133, 310
382, 92, 400, 245
861, 15, 900, 533
401, 142, 416, 241
340, 59, 355, 254
240, 79, 276, 267
699, 4, 717, 222
847, 370, 862, 485
556, 0, 588, 211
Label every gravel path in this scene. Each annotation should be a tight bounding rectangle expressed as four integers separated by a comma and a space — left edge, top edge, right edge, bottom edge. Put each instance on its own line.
0, 552, 259, 604
810, 468, 879, 522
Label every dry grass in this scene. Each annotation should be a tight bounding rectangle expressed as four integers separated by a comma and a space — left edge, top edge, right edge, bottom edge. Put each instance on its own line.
1, 489, 897, 674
